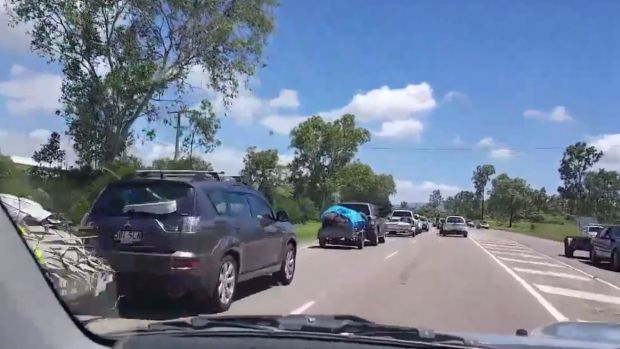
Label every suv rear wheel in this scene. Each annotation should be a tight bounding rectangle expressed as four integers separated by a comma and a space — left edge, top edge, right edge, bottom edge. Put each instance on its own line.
274, 243, 296, 285
204, 255, 237, 313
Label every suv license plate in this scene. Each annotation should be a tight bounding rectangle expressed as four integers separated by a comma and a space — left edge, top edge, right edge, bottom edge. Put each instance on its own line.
114, 230, 143, 244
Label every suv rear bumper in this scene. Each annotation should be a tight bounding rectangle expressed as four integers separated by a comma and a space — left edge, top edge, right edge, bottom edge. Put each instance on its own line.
104, 251, 217, 297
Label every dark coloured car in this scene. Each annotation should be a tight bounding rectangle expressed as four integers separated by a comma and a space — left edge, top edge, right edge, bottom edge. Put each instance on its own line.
590, 225, 620, 270
82, 170, 297, 312
336, 202, 386, 245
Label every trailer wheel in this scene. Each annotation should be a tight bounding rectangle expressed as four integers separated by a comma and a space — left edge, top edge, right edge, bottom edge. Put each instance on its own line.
357, 233, 365, 250
564, 239, 574, 258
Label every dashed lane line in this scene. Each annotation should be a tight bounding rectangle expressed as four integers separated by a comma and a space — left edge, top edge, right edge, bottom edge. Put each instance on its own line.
289, 301, 316, 315
385, 251, 399, 260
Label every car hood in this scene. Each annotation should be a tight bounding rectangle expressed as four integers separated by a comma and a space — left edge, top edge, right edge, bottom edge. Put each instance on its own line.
453, 321, 620, 349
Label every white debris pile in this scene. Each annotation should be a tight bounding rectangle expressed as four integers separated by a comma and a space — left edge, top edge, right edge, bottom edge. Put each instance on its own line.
0, 193, 114, 304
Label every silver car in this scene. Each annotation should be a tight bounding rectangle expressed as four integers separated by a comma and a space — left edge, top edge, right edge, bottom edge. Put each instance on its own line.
440, 216, 468, 237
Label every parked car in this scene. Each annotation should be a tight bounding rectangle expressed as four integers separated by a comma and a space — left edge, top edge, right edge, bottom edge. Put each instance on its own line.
437, 217, 446, 231
476, 220, 490, 229
564, 224, 605, 258
466, 220, 475, 227
420, 216, 430, 232
337, 202, 386, 245
384, 216, 415, 236
589, 225, 620, 270
83, 170, 297, 313
440, 216, 468, 237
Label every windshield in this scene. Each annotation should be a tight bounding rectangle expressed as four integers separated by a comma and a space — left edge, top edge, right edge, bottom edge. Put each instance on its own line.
338, 203, 371, 215
2, 0, 620, 344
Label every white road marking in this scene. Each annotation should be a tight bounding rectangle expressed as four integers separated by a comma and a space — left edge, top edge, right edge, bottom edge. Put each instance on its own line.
484, 246, 535, 253
498, 257, 565, 268
479, 241, 521, 247
535, 284, 620, 306
490, 251, 547, 259
385, 251, 399, 260
513, 267, 592, 281
477, 239, 519, 245
470, 238, 567, 321
289, 301, 316, 315
537, 255, 620, 292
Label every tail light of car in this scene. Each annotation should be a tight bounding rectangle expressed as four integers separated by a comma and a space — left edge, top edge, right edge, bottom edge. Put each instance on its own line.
158, 216, 201, 233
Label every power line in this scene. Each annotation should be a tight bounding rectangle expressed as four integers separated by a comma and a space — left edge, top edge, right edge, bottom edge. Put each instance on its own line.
365, 145, 620, 151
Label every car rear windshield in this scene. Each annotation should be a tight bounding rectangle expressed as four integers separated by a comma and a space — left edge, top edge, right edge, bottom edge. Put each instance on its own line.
338, 203, 371, 215
447, 217, 465, 224
392, 211, 413, 218
588, 226, 604, 233
91, 181, 195, 216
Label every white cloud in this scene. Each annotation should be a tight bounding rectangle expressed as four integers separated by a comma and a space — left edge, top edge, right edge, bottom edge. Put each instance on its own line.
523, 105, 573, 122
392, 179, 461, 203
373, 119, 423, 140
319, 83, 436, 122
0, 65, 62, 115
477, 137, 496, 149
442, 91, 469, 103
269, 89, 300, 109
260, 115, 308, 135
29, 128, 51, 140
278, 153, 295, 166
489, 148, 514, 159
0, 128, 76, 164
588, 133, 620, 171
0, 1, 31, 52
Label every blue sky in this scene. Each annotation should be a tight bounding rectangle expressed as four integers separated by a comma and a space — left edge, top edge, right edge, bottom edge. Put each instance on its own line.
1, 0, 619, 202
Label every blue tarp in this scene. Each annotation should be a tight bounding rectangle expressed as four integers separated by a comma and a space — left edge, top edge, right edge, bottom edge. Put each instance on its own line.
320, 205, 366, 231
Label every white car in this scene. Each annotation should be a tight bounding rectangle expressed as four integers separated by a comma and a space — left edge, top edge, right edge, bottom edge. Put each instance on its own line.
440, 216, 468, 237
384, 216, 415, 236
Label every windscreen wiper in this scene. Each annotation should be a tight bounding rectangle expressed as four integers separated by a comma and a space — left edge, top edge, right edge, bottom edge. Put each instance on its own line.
144, 315, 482, 346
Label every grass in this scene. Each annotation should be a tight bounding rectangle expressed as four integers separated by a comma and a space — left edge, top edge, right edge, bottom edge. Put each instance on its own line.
294, 221, 321, 242
489, 219, 580, 241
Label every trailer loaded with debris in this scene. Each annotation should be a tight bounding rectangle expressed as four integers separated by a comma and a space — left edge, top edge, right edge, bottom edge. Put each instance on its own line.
0, 193, 114, 306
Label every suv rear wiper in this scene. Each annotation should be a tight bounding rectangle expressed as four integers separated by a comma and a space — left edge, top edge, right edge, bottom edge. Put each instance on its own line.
143, 315, 481, 346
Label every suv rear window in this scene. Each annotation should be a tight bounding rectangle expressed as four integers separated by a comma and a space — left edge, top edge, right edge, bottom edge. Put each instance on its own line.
338, 203, 371, 215
91, 181, 195, 216
447, 217, 465, 224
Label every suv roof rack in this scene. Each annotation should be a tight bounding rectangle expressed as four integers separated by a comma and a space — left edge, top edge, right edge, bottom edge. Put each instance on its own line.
135, 170, 224, 181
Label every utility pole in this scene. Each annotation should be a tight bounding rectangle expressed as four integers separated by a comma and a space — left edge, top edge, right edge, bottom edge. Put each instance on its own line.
167, 108, 186, 160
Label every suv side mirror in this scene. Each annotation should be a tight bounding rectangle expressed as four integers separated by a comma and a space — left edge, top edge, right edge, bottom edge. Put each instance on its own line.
276, 210, 289, 222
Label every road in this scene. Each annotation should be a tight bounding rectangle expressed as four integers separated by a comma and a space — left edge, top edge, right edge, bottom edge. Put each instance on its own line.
83, 228, 620, 336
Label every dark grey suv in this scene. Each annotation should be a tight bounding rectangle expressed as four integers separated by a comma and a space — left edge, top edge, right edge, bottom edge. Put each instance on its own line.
83, 170, 297, 312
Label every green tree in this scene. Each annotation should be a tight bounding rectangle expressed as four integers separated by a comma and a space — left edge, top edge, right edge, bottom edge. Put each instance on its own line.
289, 114, 370, 208
557, 142, 603, 214
32, 132, 66, 168
531, 187, 548, 213
400, 201, 408, 209
444, 196, 455, 214
151, 157, 213, 171
181, 107, 222, 161
487, 174, 532, 227
428, 189, 442, 209
9, 0, 277, 166
338, 162, 396, 208
453, 190, 477, 218
584, 169, 620, 222
472, 164, 496, 219
239, 147, 279, 203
